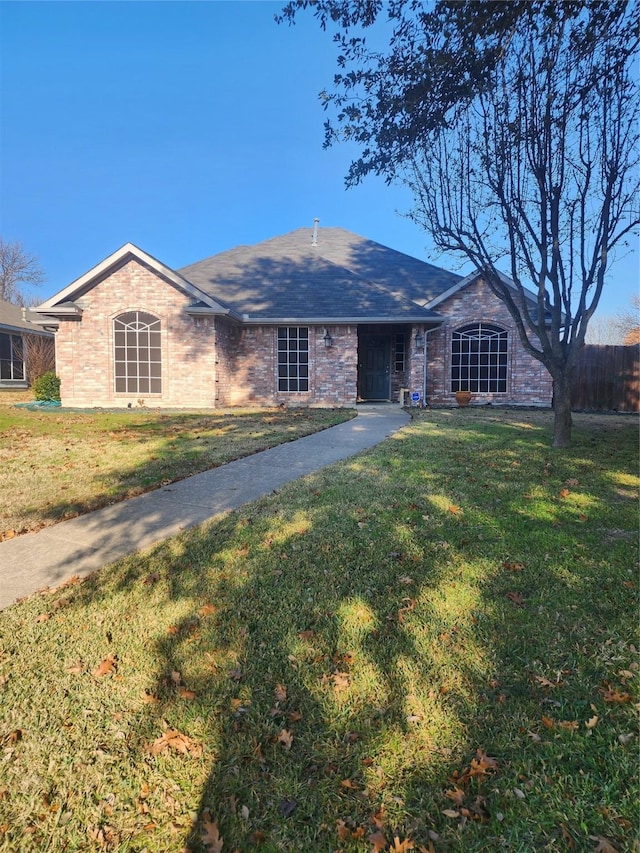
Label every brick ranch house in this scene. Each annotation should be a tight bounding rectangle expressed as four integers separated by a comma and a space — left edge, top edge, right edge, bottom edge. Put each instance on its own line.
34, 224, 552, 409
0, 297, 55, 390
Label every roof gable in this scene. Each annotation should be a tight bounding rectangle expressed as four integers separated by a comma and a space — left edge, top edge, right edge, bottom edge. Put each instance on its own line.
35, 243, 235, 318
426, 269, 536, 309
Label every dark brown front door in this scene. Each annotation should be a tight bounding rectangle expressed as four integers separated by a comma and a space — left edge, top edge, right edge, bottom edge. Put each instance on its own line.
358, 334, 391, 400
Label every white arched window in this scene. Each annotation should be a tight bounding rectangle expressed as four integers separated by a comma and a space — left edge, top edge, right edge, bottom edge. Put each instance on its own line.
114, 311, 161, 394
451, 323, 508, 393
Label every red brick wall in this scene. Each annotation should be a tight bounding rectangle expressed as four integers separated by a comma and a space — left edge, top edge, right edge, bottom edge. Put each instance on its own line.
53, 263, 550, 410
55, 263, 360, 408
54, 259, 217, 408
215, 323, 358, 407
426, 278, 553, 406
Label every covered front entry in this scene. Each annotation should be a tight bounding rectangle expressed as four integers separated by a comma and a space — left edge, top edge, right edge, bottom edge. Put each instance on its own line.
358, 332, 391, 400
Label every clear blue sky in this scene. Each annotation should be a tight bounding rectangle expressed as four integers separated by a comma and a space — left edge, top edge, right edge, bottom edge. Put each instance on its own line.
1, 0, 637, 317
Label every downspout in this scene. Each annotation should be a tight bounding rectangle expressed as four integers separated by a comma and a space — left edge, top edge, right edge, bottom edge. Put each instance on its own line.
422, 326, 439, 407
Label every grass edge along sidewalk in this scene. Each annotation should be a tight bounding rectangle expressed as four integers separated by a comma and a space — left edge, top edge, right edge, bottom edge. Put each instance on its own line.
0, 408, 637, 852
0, 406, 355, 541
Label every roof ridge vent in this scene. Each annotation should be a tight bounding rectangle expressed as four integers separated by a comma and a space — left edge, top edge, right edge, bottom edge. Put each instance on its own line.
311, 217, 319, 246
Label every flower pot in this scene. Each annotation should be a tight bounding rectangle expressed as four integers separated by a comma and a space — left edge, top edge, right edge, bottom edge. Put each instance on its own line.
455, 390, 472, 407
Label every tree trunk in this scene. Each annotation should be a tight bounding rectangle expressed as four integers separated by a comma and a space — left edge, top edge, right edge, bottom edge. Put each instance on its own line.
552, 376, 573, 448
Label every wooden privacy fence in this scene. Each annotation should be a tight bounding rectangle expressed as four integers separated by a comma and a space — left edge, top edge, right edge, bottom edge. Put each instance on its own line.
572, 345, 639, 412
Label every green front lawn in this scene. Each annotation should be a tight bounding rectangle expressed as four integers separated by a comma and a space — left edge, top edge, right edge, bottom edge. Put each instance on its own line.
0, 406, 353, 540
0, 408, 637, 852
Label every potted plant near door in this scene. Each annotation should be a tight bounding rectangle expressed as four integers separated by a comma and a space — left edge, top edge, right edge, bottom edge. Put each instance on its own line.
455, 388, 473, 407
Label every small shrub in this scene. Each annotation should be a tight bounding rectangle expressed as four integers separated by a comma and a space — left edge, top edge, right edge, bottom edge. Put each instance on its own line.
33, 371, 61, 401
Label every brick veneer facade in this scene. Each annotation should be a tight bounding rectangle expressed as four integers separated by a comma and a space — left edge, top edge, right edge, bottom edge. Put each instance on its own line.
425, 277, 553, 407
53, 260, 363, 409
52, 262, 551, 410
214, 323, 358, 407
54, 259, 218, 408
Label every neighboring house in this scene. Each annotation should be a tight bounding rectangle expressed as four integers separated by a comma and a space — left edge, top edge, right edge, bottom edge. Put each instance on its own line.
0, 298, 55, 390
34, 224, 552, 409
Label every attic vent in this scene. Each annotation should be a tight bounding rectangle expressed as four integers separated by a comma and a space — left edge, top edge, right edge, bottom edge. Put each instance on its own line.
311, 218, 319, 246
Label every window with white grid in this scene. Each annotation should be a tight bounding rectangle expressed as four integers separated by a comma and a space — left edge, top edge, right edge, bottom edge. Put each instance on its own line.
451, 323, 508, 393
114, 311, 161, 394
277, 327, 309, 392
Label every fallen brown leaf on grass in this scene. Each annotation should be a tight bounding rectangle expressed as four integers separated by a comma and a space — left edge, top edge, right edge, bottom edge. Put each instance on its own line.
150, 726, 202, 757
274, 683, 287, 703
336, 819, 351, 841
66, 660, 83, 674
445, 786, 466, 806
506, 591, 525, 606
277, 729, 293, 750
590, 836, 619, 853
93, 654, 117, 677
2, 729, 23, 745
450, 748, 499, 786
390, 838, 415, 852
601, 687, 632, 703
331, 672, 350, 691
200, 809, 224, 852
534, 675, 564, 688
369, 830, 388, 852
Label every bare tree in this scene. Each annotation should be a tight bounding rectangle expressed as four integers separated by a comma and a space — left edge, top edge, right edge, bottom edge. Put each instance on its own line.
22, 334, 56, 383
0, 237, 45, 305
586, 296, 640, 345
585, 316, 626, 346
617, 294, 640, 345
280, 1, 640, 447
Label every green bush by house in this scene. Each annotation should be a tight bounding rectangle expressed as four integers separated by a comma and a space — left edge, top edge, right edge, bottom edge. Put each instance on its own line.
33, 371, 61, 401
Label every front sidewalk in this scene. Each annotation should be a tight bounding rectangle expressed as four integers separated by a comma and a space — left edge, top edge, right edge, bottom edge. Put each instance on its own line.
0, 405, 409, 609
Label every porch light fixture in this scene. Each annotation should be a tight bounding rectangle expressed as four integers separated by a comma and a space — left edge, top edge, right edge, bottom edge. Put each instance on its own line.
323, 328, 333, 348
414, 330, 425, 349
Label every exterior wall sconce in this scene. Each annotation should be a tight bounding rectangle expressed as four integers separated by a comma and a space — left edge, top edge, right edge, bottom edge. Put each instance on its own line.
414, 330, 425, 349
323, 328, 333, 348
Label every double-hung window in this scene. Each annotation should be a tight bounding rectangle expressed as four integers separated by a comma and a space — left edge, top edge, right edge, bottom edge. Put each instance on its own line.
277, 327, 309, 392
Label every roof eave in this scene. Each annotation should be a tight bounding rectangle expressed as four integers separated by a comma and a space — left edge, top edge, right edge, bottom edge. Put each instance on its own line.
185, 306, 243, 322
241, 314, 444, 325
0, 321, 55, 336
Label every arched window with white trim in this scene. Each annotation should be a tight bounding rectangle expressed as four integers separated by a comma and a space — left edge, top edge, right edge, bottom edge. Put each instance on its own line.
114, 311, 161, 394
451, 323, 508, 393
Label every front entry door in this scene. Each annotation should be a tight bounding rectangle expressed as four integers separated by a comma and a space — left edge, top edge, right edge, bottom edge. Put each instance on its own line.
358, 334, 391, 400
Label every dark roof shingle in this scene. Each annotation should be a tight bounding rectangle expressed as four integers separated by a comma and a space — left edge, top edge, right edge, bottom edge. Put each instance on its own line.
179, 227, 460, 322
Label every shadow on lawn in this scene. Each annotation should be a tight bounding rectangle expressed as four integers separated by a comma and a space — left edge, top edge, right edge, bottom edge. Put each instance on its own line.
12, 408, 350, 528
55, 410, 639, 851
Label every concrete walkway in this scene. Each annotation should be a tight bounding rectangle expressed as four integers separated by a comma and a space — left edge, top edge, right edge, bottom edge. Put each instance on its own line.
0, 405, 409, 610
